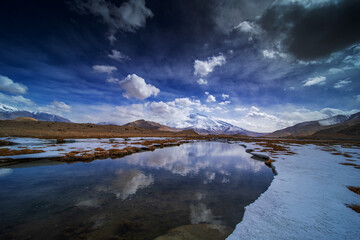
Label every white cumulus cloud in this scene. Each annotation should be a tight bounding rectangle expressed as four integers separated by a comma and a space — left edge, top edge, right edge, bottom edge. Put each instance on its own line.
194, 54, 226, 77
206, 95, 216, 103
0, 75, 28, 94
119, 74, 159, 100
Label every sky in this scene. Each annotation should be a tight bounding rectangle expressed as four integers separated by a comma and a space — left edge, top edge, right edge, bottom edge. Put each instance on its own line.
0, 0, 359, 132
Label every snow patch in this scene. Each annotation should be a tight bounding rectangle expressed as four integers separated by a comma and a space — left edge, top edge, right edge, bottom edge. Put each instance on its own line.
227, 144, 360, 240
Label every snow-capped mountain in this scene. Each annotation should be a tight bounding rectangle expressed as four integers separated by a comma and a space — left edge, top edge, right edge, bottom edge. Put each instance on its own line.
173, 113, 264, 136
318, 114, 350, 126
0, 104, 71, 122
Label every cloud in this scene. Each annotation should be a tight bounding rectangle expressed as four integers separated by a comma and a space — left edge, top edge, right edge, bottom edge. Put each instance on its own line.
119, 74, 160, 100
73, 0, 153, 43
51, 100, 72, 112
221, 93, 229, 100
170, 98, 201, 108
0, 92, 34, 107
197, 78, 208, 85
205, 92, 209, 95
219, 101, 231, 105
262, 49, 286, 59
303, 76, 326, 86
259, 0, 360, 60
106, 77, 120, 83
356, 95, 360, 101
328, 68, 344, 75
206, 95, 216, 103
108, 49, 130, 62
234, 107, 248, 112
38, 100, 72, 114
234, 21, 260, 34
249, 106, 259, 112
0, 75, 28, 94
92, 65, 117, 74
334, 79, 352, 89
69, 96, 219, 126
194, 55, 226, 77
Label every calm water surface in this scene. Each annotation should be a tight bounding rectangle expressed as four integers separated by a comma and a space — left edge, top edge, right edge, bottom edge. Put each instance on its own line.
0, 142, 274, 240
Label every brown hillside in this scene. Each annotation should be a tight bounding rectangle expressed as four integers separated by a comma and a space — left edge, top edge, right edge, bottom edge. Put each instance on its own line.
0, 120, 198, 139
123, 119, 179, 132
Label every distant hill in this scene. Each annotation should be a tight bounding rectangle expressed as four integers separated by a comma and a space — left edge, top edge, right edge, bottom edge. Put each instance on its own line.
12, 117, 38, 122
0, 104, 71, 123
266, 112, 360, 139
123, 119, 178, 132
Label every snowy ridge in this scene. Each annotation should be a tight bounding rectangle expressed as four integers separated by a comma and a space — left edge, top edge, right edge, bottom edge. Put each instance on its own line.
0, 104, 71, 122
0, 104, 18, 112
172, 113, 263, 136
318, 114, 350, 126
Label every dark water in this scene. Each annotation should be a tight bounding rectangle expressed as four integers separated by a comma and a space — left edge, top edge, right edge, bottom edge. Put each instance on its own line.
0, 142, 274, 240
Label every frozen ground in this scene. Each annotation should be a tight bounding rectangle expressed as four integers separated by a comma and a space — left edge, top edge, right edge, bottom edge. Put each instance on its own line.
227, 143, 360, 240
0, 137, 170, 159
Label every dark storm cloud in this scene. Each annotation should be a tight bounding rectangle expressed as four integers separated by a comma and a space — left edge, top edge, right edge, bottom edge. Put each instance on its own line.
72, 0, 153, 42
259, 0, 360, 60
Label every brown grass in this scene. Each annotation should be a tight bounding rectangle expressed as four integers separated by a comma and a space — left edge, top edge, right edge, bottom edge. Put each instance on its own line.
61, 141, 183, 163
265, 159, 275, 167
256, 142, 296, 155
339, 162, 357, 166
347, 186, 360, 195
0, 148, 45, 156
346, 159, 356, 162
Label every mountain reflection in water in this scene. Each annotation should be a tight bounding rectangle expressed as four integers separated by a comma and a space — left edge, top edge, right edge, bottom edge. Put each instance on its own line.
0, 142, 274, 240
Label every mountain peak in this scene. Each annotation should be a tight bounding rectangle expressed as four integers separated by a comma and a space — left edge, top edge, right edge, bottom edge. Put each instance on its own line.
177, 113, 263, 137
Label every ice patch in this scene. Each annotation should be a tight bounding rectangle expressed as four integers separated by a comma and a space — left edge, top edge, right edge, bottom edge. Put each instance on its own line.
227, 144, 360, 240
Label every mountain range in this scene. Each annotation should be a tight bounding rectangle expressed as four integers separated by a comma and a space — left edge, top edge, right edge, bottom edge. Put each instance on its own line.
2, 103, 359, 139
266, 112, 360, 139
0, 104, 71, 123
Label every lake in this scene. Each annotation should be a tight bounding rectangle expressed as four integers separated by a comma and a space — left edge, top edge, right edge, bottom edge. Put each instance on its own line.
0, 141, 274, 240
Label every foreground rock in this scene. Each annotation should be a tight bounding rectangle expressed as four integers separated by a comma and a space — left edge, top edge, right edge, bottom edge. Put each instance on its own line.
249, 152, 270, 160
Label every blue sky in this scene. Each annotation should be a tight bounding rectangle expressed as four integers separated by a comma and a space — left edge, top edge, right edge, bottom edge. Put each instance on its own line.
0, 0, 359, 132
